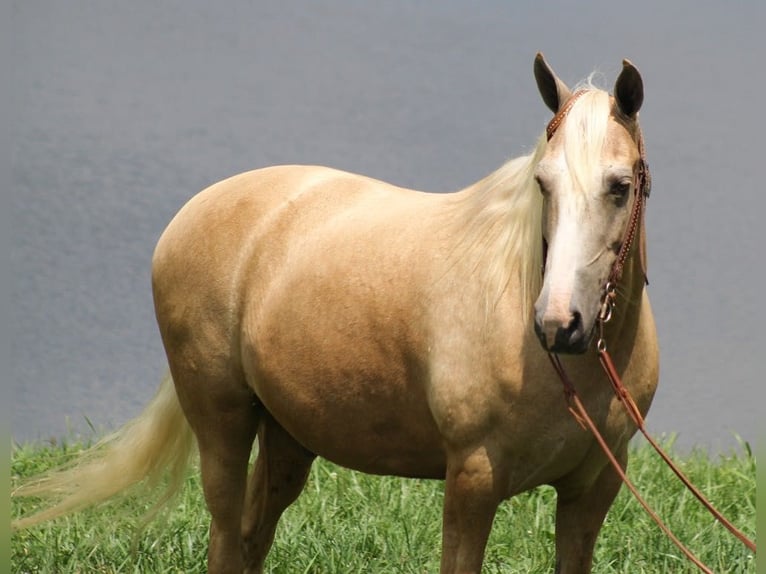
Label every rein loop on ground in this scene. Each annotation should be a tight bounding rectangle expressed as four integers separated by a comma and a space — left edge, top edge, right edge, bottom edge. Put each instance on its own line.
545, 93, 756, 571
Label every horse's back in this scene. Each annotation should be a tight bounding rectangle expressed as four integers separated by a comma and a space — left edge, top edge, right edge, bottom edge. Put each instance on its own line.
155, 165, 405, 302
152, 165, 446, 317
154, 164, 437, 262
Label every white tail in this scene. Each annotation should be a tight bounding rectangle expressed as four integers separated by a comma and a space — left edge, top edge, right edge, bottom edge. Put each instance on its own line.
12, 374, 195, 530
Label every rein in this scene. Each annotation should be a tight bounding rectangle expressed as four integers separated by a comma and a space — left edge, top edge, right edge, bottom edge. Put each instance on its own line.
544, 94, 756, 572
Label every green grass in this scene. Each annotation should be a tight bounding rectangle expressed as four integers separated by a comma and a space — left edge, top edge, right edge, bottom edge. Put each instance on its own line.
11, 437, 756, 573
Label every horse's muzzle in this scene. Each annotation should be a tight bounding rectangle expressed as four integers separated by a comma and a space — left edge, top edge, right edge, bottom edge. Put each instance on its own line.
534, 310, 591, 354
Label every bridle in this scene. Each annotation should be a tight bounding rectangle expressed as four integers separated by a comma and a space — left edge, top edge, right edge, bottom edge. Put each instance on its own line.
544, 92, 756, 573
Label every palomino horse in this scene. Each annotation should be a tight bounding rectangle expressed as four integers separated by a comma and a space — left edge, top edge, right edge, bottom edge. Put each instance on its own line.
13, 53, 658, 574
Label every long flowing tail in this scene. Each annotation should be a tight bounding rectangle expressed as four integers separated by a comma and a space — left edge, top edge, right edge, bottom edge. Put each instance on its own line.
11, 374, 195, 530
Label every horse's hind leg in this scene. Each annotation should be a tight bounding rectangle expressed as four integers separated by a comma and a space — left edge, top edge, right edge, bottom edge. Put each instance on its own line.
170, 364, 259, 574
242, 411, 316, 574
553, 447, 627, 574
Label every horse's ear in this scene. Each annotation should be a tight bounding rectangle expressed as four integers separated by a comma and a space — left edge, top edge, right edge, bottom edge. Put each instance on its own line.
534, 52, 572, 113
614, 59, 644, 118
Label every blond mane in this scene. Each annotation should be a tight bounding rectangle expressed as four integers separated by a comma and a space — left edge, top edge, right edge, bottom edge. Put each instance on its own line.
449, 136, 546, 320
450, 85, 612, 320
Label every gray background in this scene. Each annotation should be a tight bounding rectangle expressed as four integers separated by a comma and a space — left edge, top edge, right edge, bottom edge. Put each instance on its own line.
9, 2, 763, 453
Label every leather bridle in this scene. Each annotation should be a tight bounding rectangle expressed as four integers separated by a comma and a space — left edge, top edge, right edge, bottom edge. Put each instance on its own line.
543, 93, 756, 572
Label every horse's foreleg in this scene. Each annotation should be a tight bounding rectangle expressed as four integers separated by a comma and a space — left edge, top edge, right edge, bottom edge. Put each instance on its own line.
553, 447, 627, 574
241, 411, 315, 574
440, 448, 503, 574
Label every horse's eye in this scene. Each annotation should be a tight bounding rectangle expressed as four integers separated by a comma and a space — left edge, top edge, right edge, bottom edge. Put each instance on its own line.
609, 180, 631, 203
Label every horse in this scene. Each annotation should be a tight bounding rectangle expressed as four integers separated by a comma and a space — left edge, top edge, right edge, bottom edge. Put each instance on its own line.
12, 53, 658, 574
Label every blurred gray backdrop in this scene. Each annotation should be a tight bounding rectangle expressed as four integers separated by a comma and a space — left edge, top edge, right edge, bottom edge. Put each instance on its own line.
9, 1, 764, 453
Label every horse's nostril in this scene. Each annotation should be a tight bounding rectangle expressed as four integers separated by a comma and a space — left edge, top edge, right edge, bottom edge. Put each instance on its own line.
568, 311, 583, 337
547, 311, 589, 354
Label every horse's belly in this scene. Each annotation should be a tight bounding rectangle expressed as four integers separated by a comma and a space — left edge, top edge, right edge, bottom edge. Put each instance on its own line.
249, 361, 447, 478
242, 294, 447, 478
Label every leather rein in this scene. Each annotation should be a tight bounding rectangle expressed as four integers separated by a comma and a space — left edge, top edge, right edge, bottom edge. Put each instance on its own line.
544, 92, 756, 573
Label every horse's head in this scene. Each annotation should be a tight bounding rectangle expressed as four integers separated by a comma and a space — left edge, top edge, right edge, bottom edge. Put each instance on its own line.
532, 54, 647, 354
